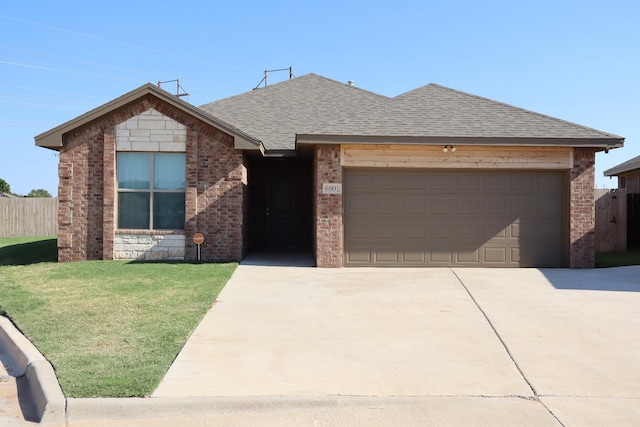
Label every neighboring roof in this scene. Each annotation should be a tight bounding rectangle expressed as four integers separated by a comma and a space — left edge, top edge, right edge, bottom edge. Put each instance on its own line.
0, 192, 16, 198
604, 154, 640, 176
201, 73, 624, 152
35, 83, 260, 151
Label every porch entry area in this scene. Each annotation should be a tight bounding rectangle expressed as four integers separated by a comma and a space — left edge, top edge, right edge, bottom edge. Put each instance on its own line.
245, 155, 314, 261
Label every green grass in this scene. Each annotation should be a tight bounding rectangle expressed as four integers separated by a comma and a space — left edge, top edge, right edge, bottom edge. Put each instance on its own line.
595, 248, 640, 268
0, 237, 236, 398
0, 237, 57, 265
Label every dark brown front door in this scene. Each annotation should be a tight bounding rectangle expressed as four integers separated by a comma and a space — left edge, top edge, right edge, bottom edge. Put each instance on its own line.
247, 157, 313, 252
265, 176, 297, 249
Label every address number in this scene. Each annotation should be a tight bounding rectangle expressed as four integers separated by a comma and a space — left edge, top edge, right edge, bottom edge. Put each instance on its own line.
322, 183, 342, 194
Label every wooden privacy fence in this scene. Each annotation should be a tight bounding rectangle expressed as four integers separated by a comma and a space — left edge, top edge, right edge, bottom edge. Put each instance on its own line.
595, 188, 626, 252
0, 197, 58, 238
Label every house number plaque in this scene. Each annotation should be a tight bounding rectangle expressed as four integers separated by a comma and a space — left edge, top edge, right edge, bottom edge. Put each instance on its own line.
322, 183, 342, 194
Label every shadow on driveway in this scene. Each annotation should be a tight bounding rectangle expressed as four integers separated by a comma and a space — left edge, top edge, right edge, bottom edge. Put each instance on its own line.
540, 266, 640, 292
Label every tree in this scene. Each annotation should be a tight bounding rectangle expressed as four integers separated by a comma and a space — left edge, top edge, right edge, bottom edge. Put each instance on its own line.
27, 189, 52, 198
0, 178, 10, 194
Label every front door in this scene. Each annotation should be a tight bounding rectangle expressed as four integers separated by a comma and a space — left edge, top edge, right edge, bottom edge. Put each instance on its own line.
266, 176, 297, 249
247, 157, 313, 252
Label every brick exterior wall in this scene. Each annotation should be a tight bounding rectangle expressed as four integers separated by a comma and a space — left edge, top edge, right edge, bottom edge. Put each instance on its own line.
314, 145, 343, 267
570, 148, 596, 268
184, 129, 245, 261
57, 95, 245, 262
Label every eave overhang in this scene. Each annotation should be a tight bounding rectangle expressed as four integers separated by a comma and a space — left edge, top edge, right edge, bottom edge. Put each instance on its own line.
295, 134, 625, 151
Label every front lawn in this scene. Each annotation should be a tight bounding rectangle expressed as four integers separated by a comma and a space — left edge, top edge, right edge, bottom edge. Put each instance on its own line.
0, 237, 236, 397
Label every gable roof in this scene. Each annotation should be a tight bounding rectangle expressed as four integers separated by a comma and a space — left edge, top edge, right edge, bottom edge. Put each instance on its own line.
201, 73, 624, 152
604, 154, 640, 176
35, 83, 260, 151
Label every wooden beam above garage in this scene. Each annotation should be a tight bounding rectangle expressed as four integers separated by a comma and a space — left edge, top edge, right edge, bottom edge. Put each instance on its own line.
341, 145, 574, 170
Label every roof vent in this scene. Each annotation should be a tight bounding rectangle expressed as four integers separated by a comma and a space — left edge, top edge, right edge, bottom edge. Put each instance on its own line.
347, 80, 355, 87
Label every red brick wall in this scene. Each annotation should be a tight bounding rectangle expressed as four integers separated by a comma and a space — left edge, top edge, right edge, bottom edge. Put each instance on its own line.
184, 129, 245, 261
314, 145, 343, 267
570, 148, 596, 268
57, 126, 105, 262
57, 95, 245, 262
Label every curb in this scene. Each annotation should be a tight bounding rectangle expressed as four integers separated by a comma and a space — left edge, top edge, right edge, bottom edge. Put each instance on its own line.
0, 316, 66, 425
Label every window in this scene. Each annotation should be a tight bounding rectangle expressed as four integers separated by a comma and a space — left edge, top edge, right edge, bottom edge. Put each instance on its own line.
117, 153, 186, 230
620, 176, 626, 189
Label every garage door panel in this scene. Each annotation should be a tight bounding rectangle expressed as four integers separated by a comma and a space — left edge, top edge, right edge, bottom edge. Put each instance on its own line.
401, 223, 427, 239
484, 175, 509, 190
373, 174, 400, 190
457, 223, 483, 239
429, 199, 455, 214
402, 250, 426, 263
376, 198, 400, 214
538, 199, 561, 214
375, 249, 399, 263
510, 174, 534, 190
484, 247, 507, 263
344, 170, 564, 267
402, 198, 426, 214
538, 174, 562, 191
457, 174, 483, 190
430, 250, 453, 263
458, 199, 484, 214
401, 174, 427, 190
457, 249, 480, 263
374, 223, 399, 239
346, 197, 372, 213
428, 174, 452, 190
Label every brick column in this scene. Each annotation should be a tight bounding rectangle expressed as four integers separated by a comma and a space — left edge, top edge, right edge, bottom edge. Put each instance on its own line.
102, 127, 116, 259
570, 149, 596, 268
184, 129, 199, 260
315, 145, 343, 267
57, 157, 73, 263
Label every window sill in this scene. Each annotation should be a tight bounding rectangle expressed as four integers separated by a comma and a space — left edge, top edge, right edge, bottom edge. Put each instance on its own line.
115, 229, 185, 236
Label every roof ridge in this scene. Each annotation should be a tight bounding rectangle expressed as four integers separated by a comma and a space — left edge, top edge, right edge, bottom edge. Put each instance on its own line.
201, 73, 389, 107
428, 84, 624, 139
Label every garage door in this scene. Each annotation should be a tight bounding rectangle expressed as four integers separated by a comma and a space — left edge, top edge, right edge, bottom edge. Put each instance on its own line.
344, 169, 565, 267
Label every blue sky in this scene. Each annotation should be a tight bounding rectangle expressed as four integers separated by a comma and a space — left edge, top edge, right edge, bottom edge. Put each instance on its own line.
1, 0, 638, 196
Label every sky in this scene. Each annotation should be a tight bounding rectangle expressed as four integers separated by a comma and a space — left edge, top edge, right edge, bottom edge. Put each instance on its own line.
1, 0, 638, 196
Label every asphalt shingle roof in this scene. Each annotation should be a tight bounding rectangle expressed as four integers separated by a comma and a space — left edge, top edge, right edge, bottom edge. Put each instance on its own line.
200, 73, 623, 151
604, 154, 640, 176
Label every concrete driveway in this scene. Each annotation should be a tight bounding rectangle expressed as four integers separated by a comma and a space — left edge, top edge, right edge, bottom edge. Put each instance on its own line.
150, 261, 640, 426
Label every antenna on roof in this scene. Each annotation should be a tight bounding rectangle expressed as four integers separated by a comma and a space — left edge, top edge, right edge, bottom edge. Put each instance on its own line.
157, 79, 189, 98
253, 67, 295, 89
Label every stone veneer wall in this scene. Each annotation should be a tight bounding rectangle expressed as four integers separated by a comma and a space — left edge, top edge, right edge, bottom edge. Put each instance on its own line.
114, 234, 185, 260
116, 108, 186, 152
569, 148, 596, 268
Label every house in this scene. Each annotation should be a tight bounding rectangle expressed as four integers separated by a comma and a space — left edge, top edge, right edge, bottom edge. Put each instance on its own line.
604, 155, 640, 248
604, 154, 640, 193
35, 73, 624, 268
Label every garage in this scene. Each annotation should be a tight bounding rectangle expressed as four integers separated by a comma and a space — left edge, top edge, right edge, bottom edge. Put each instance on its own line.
344, 169, 566, 267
